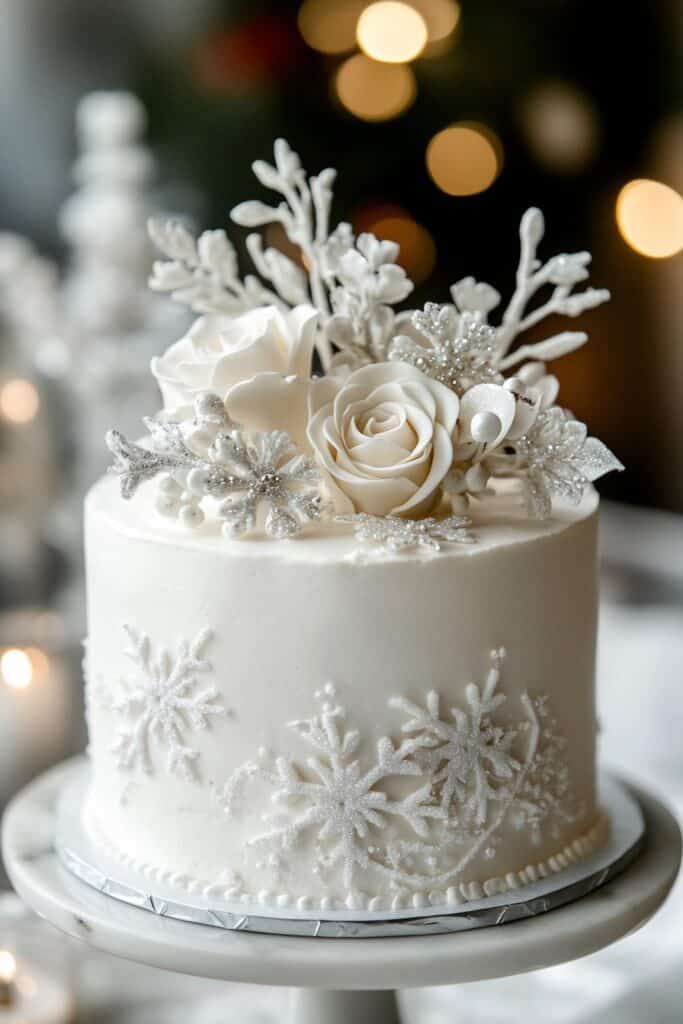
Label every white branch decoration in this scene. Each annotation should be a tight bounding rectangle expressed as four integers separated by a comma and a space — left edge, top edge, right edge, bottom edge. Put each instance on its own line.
450, 207, 610, 370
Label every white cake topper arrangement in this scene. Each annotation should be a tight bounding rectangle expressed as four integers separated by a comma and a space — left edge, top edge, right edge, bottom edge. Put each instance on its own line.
106, 138, 622, 544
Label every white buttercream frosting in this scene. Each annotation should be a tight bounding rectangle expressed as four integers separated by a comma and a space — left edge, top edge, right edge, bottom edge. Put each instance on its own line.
83, 474, 603, 911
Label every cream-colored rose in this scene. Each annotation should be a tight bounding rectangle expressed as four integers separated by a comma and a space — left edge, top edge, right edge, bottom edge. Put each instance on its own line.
150, 301, 317, 438
307, 362, 459, 517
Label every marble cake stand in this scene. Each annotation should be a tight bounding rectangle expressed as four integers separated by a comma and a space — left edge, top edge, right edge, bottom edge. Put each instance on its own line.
2, 761, 681, 1024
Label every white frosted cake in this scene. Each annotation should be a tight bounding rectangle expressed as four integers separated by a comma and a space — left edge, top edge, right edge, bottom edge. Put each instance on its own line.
83, 140, 621, 915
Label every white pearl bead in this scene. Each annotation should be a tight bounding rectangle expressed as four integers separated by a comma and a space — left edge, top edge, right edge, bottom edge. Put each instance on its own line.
471, 411, 501, 443
465, 463, 490, 493
179, 503, 204, 529
156, 494, 180, 518
186, 467, 210, 495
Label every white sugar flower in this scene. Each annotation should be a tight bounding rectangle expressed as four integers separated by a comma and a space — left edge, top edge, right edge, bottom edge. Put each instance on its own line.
307, 362, 459, 518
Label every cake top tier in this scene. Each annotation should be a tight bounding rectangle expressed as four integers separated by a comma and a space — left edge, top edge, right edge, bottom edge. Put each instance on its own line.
105, 138, 621, 551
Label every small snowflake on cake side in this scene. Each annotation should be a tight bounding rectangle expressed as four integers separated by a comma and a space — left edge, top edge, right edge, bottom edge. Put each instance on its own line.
103, 625, 227, 781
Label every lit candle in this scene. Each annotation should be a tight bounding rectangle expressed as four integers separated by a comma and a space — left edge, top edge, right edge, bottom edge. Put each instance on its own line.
0, 611, 72, 806
0, 950, 15, 1007
0, 950, 74, 1023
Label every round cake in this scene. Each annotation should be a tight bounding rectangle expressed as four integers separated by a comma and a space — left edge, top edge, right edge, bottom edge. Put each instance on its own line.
81, 138, 621, 915
83, 475, 606, 912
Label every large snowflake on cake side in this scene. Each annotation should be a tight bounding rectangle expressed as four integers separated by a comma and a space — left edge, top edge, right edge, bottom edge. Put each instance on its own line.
391, 649, 521, 829
219, 684, 443, 889
106, 626, 226, 781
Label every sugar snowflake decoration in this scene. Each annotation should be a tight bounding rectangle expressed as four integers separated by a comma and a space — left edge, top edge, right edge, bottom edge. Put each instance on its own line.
106, 393, 324, 539
217, 650, 583, 897
218, 684, 444, 889
391, 649, 521, 829
103, 626, 226, 781
337, 513, 475, 553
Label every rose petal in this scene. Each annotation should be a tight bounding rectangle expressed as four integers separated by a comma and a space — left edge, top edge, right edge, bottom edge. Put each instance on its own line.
225, 373, 312, 449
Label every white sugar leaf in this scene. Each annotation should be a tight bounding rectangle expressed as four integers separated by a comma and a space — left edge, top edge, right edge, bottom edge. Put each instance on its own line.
252, 159, 283, 190
263, 247, 308, 306
148, 260, 194, 291
560, 288, 611, 316
148, 218, 197, 264
231, 200, 279, 227
499, 331, 587, 369
575, 436, 624, 482
521, 207, 545, 246
197, 229, 238, 280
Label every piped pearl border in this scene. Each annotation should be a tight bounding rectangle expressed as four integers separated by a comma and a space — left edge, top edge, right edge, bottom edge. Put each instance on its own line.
83, 801, 609, 916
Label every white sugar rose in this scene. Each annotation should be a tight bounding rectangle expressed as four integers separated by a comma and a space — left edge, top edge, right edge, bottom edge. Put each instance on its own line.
151, 304, 318, 410
307, 362, 459, 517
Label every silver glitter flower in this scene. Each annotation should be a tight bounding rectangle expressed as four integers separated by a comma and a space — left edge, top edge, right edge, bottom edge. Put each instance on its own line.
516, 407, 623, 518
337, 513, 475, 553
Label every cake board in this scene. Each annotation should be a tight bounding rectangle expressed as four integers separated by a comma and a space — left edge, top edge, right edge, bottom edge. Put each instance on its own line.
2, 760, 680, 1024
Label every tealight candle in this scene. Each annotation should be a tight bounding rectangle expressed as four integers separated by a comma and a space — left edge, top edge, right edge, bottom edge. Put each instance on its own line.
0, 610, 72, 806
0, 950, 74, 1023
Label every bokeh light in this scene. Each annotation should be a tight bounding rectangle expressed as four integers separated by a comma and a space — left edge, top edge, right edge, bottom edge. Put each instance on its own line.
413, 0, 460, 53
616, 179, 683, 259
357, 2, 428, 63
521, 82, 599, 172
0, 378, 40, 424
335, 54, 417, 121
298, 0, 366, 55
426, 122, 503, 196
1, 648, 33, 690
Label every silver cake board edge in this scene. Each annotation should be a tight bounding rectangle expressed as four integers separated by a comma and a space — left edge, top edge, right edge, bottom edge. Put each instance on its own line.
55, 768, 644, 939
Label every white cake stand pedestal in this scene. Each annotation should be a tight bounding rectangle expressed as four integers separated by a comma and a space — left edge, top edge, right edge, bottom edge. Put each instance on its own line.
2, 761, 680, 1024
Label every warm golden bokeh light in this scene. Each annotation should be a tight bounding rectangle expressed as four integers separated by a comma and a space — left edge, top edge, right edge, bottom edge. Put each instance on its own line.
426, 122, 502, 196
298, 0, 367, 55
357, 2, 428, 63
335, 54, 417, 121
616, 179, 683, 259
521, 82, 599, 172
0, 377, 40, 424
1, 648, 33, 690
370, 214, 437, 283
413, 0, 460, 42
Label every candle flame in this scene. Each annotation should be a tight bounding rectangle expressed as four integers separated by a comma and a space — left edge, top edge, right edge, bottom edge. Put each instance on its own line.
1, 648, 34, 690
0, 950, 16, 985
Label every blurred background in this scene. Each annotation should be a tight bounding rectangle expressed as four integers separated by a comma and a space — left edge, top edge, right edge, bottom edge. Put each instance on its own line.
0, 0, 681, 1021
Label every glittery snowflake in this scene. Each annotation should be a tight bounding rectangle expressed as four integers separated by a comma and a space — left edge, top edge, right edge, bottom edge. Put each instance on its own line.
207, 429, 324, 539
218, 684, 444, 889
389, 303, 502, 395
106, 393, 324, 539
391, 649, 521, 829
106, 626, 226, 781
337, 513, 475, 553
514, 406, 624, 518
